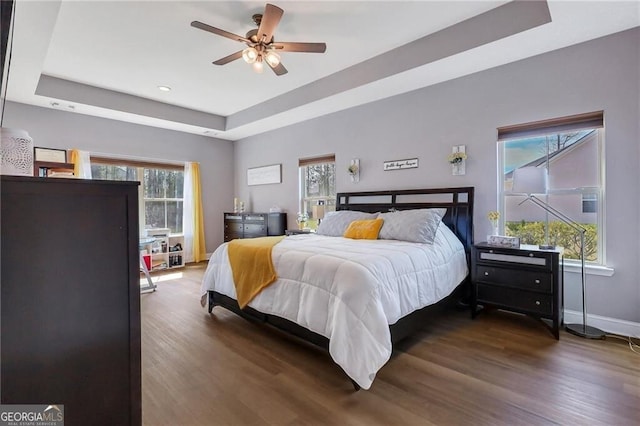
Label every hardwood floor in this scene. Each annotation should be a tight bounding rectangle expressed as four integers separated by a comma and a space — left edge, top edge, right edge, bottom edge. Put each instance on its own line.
141, 264, 639, 425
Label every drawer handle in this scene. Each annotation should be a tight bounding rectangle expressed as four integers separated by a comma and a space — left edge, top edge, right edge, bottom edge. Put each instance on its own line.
535, 301, 541, 306
484, 272, 489, 276
534, 279, 540, 284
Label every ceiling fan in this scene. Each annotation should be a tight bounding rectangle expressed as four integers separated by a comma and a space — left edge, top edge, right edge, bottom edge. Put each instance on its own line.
191, 3, 326, 76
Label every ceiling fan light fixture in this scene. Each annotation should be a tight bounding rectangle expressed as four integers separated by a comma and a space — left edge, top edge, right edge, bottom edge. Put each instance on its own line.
242, 47, 258, 64
252, 57, 264, 73
264, 51, 280, 67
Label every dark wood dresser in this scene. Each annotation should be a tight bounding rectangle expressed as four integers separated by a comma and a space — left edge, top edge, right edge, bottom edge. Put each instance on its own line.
471, 243, 563, 339
223, 212, 287, 241
0, 176, 141, 425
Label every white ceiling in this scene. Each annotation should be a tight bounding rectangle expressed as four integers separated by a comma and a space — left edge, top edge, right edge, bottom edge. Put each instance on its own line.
6, 1, 640, 141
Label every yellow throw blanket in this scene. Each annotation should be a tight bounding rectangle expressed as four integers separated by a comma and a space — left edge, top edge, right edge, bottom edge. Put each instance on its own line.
228, 236, 285, 308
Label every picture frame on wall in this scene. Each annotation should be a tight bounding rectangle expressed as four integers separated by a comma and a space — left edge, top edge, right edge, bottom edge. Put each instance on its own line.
247, 164, 282, 186
34, 147, 67, 163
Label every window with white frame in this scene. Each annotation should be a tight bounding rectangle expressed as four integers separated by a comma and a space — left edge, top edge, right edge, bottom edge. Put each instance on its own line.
91, 158, 184, 234
299, 154, 336, 229
497, 111, 604, 264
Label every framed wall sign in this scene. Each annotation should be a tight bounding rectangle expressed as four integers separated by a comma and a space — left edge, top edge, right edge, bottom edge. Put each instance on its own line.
247, 164, 282, 186
34, 147, 67, 163
383, 158, 418, 171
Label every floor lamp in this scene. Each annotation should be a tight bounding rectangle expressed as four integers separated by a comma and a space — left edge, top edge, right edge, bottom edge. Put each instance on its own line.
512, 166, 605, 339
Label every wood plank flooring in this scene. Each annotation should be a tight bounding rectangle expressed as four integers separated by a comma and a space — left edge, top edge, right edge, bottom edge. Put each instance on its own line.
141, 264, 639, 425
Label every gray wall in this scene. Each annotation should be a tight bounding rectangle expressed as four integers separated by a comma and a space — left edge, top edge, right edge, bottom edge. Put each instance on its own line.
234, 28, 640, 323
2, 101, 234, 253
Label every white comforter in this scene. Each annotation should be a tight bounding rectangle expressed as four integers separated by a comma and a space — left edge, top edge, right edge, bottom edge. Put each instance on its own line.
200, 224, 468, 389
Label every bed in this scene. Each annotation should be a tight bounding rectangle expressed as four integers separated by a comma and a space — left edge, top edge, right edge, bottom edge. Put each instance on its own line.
201, 187, 474, 390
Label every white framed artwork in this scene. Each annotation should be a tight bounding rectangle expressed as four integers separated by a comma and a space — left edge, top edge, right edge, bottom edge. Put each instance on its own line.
247, 164, 281, 186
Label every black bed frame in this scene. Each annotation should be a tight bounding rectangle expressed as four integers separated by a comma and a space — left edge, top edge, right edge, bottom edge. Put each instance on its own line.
208, 187, 474, 390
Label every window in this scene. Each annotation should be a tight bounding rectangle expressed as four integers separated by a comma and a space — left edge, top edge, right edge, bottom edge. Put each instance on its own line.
498, 112, 604, 264
91, 158, 184, 234
299, 154, 336, 229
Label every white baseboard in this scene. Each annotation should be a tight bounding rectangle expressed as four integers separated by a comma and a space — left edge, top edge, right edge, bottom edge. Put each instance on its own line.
564, 309, 640, 338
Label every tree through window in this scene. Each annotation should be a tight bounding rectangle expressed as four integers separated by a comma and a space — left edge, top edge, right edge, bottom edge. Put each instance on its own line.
299, 154, 336, 229
91, 159, 184, 234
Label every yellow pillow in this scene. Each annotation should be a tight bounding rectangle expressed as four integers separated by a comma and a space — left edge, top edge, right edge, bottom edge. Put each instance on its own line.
343, 218, 384, 240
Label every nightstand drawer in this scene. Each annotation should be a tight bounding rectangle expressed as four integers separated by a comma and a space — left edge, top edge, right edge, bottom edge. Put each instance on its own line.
475, 266, 552, 293
477, 284, 553, 316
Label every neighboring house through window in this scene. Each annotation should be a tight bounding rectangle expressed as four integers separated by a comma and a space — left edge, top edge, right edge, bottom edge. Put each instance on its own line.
299, 154, 336, 229
497, 111, 604, 264
91, 157, 184, 234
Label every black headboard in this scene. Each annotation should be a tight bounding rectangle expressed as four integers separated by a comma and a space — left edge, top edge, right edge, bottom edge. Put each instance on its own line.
336, 187, 474, 253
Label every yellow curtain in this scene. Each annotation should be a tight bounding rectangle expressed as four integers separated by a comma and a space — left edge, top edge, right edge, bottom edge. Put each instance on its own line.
69, 149, 81, 177
69, 148, 92, 178
188, 163, 207, 262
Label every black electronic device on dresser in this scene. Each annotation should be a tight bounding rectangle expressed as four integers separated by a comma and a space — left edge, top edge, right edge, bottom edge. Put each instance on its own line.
471, 243, 563, 339
224, 212, 287, 241
0, 176, 141, 425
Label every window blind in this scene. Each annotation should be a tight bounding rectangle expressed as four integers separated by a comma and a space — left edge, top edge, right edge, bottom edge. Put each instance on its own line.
91, 156, 184, 171
497, 111, 604, 141
298, 154, 335, 167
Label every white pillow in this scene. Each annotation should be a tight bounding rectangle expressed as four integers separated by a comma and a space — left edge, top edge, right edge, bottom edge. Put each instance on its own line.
316, 210, 378, 237
377, 208, 446, 244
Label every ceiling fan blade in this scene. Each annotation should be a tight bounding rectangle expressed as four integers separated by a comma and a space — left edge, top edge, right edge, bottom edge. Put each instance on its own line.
272, 42, 326, 53
191, 21, 249, 43
257, 4, 283, 43
268, 61, 288, 76
212, 51, 244, 65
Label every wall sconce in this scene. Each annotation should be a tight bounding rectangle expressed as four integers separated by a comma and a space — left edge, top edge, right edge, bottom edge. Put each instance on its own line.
348, 158, 360, 182
448, 145, 467, 175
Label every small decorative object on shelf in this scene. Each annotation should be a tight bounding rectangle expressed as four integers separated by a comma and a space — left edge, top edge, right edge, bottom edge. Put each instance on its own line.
296, 212, 308, 230
234, 197, 239, 213
348, 158, 360, 182
486, 234, 520, 248
34, 146, 67, 163
487, 210, 500, 235
448, 145, 467, 176
1, 128, 34, 176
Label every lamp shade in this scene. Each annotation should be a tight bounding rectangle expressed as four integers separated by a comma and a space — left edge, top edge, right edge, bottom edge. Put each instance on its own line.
242, 47, 258, 64
512, 166, 548, 195
312, 204, 325, 221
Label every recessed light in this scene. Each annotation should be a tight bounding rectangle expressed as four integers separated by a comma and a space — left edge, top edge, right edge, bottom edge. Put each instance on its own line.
157, 85, 172, 92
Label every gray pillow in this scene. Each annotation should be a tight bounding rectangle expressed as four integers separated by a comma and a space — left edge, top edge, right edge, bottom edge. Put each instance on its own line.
377, 208, 446, 244
316, 210, 378, 237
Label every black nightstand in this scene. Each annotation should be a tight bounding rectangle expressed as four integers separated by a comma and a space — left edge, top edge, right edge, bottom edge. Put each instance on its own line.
471, 243, 564, 339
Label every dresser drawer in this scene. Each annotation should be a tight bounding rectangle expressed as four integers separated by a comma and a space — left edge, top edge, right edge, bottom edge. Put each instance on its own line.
224, 232, 241, 242
477, 284, 553, 316
475, 265, 552, 293
224, 222, 243, 233
243, 214, 267, 222
244, 223, 267, 235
